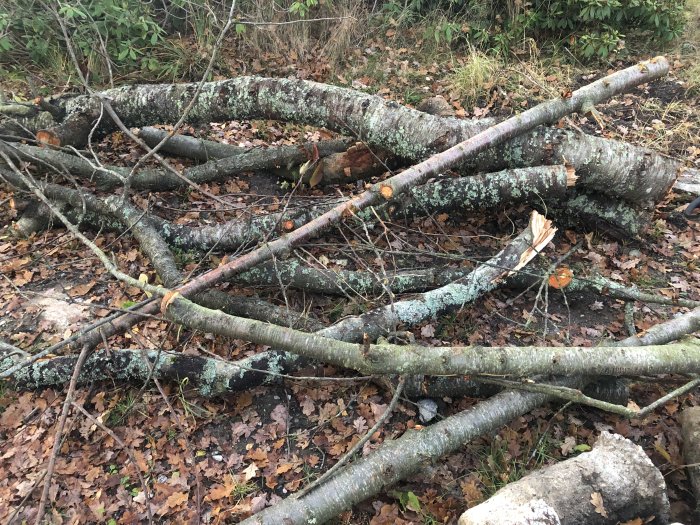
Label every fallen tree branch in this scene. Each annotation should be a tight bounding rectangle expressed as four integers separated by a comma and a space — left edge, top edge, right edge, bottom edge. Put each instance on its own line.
32, 62, 673, 203
237, 300, 696, 523
138, 126, 394, 186
680, 406, 700, 516
160, 58, 669, 326
479, 375, 700, 418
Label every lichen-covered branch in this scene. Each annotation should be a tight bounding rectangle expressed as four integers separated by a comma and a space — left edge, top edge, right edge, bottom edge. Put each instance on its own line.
30, 59, 675, 204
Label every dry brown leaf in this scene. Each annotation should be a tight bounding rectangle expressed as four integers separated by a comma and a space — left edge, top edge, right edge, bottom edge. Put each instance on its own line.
163, 491, 189, 511
276, 463, 294, 474
206, 481, 235, 502
243, 463, 258, 481
620, 518, 643, 525
591, 491, 608, 518
549, 267, 573, 289
67, 281, 96, 298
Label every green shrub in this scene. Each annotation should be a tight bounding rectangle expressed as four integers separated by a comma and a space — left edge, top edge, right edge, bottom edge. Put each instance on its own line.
517, 0, 686, 58
381, 0, 686, 59
0, 0, 165, 80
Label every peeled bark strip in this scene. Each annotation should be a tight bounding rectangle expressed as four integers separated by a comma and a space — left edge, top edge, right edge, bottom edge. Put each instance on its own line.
37, 59, 677, 204
301, 141, 394, 186
459, 432, 669, 525
679, 406, 700, 513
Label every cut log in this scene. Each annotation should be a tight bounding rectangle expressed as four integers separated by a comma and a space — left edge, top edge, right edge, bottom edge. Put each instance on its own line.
458, 432, 669, 525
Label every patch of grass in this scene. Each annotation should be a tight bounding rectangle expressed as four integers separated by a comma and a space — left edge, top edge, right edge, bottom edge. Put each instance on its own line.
683, 61, 700, 94
230, 479, 258, 502
449, 48, 500, 108
403, 88, 423, 106
176, 378, 212, 421
106, 390, 141, 426
504, 45, 574, 102
474, 431, 555, 497
677, 0, 700, 93
683, 0, 700, 48
633, 98, 699, 157
144, 38, 213, 82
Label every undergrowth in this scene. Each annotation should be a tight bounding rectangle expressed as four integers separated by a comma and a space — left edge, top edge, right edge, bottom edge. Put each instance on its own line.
0, 0, 690, 94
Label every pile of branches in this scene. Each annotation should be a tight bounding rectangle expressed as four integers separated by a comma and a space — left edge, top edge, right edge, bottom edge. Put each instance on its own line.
1, 56, 700, 524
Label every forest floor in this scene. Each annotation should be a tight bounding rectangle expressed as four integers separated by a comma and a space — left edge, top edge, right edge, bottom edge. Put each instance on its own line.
1, 20, 700, 525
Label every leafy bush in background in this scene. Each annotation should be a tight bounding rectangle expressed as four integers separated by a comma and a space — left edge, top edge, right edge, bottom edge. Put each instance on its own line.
0, 0, 687, 89
0, 0, 166, 80
0, 0, 347, 84
382, 0, 686, 58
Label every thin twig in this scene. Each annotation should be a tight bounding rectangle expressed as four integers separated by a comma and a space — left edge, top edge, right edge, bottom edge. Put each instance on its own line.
237, 16, 354, 26
478, 375, 700, 419
71, 402, 154, 524
293, 376, 406, 499
34, 344, 92, 524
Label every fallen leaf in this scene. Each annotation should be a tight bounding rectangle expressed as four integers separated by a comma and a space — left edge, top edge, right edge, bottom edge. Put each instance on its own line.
243, 462, 258, 481
548, 267, 573, 289
420, 324, 435, 338
591, 492, 608, 518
